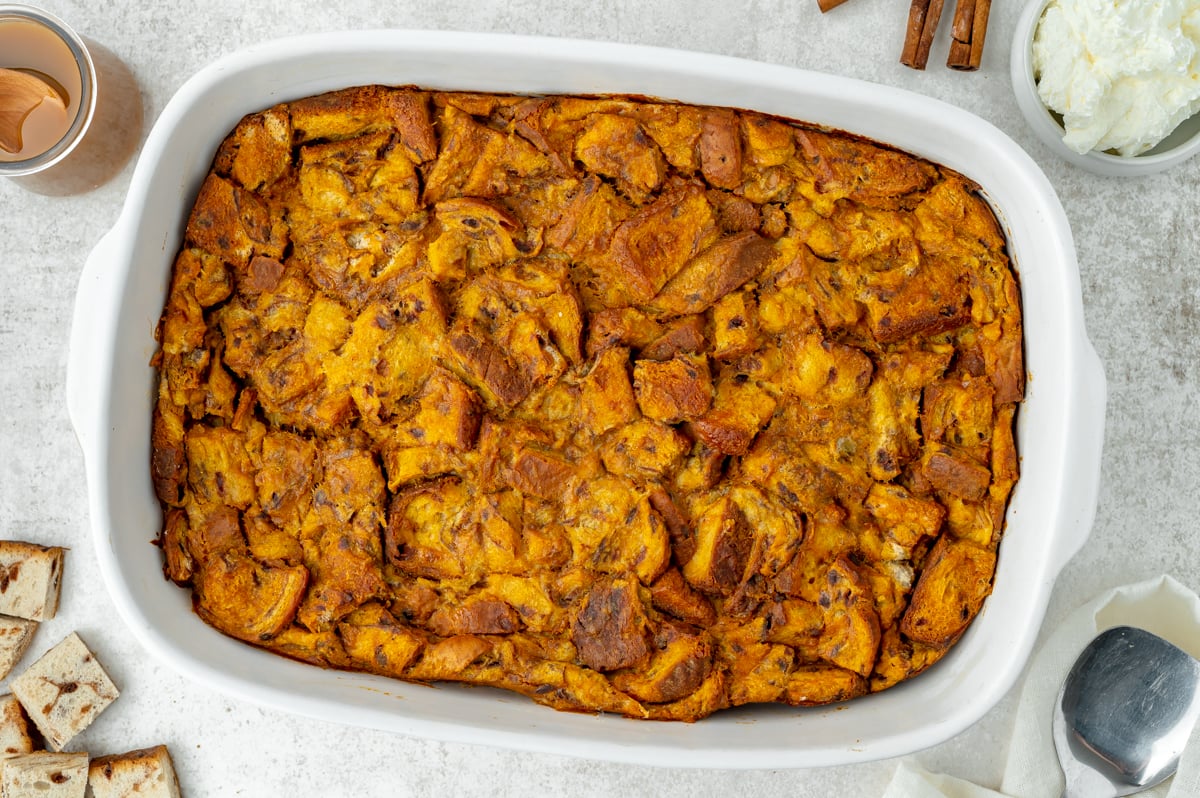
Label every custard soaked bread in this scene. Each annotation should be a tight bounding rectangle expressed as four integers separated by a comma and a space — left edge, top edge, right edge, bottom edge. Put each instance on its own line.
151, 86, 1023, 720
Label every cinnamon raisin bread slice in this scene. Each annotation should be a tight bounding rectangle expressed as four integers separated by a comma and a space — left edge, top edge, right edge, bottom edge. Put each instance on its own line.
11, 633, 118, 751
88, 745, 181, 798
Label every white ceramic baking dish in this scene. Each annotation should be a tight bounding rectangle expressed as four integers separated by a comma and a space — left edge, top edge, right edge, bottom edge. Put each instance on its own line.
66, 30, 1106, 769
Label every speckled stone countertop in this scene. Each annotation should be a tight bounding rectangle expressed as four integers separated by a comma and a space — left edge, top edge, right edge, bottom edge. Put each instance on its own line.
1, 1, 1196, 795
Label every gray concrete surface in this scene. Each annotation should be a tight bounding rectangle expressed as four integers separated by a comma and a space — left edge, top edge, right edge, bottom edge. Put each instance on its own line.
1, 1, 1195, 795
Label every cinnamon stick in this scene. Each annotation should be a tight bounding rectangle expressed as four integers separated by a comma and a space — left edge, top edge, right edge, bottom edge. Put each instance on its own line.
969, 0, 992, 68
901, 0, 947, 70
947, 0, 975, 67
947, 0, 992, 70
817, 0, 852, 11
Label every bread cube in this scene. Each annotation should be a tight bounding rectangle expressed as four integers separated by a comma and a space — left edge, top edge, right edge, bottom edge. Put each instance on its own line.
0, 694, 33, 760
1, 751, 88, 797
579, 347, 638, 435
11, 633, 119, 752
395, 370, 481, 451
0, 542, 64, 622
632, 354, 712, 423
689, 376, 777, 456
709, 290, 759, 361
650, 231, 774, 316
599, 419, 689, 478
639, 316, 707, 361
682, 495, 751, 595
446, 323, 532, 408
600, 182, 713, 304
901, 536, 996, 647
88, 745, 182, 798
509, 446, 577, 500
0, 617, 36, 681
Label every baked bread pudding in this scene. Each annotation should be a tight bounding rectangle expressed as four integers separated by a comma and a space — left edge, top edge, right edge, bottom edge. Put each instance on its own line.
150, 86, 1023, 721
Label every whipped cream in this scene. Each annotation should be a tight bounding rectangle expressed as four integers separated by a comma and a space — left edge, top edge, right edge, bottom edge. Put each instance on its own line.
1033, 0, 1200, 156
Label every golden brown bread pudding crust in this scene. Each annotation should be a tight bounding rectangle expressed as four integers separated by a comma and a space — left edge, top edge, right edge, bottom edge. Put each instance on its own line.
150, 85, 1023, 721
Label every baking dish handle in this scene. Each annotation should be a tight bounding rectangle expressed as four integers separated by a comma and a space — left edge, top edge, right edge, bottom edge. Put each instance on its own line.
1051, 336, 1108, 574
66, 227, 121, 460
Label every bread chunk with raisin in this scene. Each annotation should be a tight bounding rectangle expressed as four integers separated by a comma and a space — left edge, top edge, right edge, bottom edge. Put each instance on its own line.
11, 633, 118, 751
88, 745, 182, 798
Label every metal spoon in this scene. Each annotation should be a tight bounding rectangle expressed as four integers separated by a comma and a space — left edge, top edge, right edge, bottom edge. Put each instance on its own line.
1054, 625, 1200, 798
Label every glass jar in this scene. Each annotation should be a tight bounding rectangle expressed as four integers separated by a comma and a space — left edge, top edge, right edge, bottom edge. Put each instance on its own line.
0, 4, 142, 196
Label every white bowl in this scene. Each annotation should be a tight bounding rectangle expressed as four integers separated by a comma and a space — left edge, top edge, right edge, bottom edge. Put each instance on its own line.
66, 30, 1106, 769
1011, 0, 1200, 177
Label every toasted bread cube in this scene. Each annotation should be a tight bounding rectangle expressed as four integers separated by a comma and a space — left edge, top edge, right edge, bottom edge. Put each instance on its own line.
710, 290, 759, 360
445, 323, 533, 409
639, 316, 707, 361
763, 598, 824, 653
593, 497, 671, 586
683, 496, 751, 595
782, 664, 867, 707
600, 182, 715, 304
816, 558, 882, 677
727, 641, 793, 706
794, 127, 935, 205
394, 370, 481, 451
0, 694, 33, 759
612, 625, 712, 704
184, 174, 284, 267
699, 109, 742, 189
219, 107, 292, 192
583, 307, 661, 356
571, 577, 650, 672
866, 258, 971, 344
579, 347, 638, 435
11, 633, 119, 752
649, 569, 716, 627
574, 113, 665, 201
650, 232, 773, 316
404, 634, 493, 681
509, 446, 578, 500
288, 84, 397, 144
0, 542, 64, 622
782, 332, 873, 403
88, 745, 182, 798
339, 605, 425, 678
920, 443, 992, 502
901, 535, 996, 647
690, 374, 777, 456
381, 444, 462, 492
599, 419, 689, 479
2, 751, 88, 797
0, 617, 36, 680
633, 354, 713, 424
864, 482, 945, 551
194, 552, 308, 644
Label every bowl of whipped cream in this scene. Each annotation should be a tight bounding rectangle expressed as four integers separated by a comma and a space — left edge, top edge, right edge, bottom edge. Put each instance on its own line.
1012, 0, 1200, 176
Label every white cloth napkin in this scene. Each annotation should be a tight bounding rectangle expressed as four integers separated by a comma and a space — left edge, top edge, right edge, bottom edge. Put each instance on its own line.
882, 574, 1200, 798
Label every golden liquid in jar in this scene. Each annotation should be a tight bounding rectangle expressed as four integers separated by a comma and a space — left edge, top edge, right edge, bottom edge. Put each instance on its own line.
0, 16, 83, 162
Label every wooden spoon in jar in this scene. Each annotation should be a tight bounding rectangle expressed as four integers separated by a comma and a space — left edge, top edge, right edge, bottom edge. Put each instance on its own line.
0, 67, 69, 155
